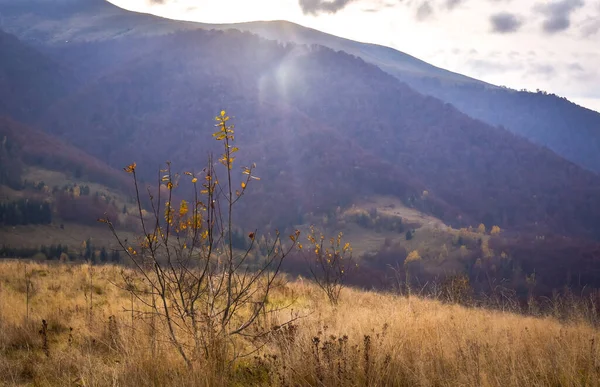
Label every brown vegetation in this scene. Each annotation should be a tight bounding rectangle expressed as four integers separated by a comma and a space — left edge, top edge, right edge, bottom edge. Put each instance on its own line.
38, 28, 600, 238
1, 261, 599, 386
0, 117, 131, 191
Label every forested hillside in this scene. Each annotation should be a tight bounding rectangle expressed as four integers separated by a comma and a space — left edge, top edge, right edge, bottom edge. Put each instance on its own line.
2, 2, 600, 296
407, 77, 600, 173
223, 21, 600, 174
2, 1, 600, 173
36, 29, 600, 237
0, 116, 129, 190
0, 29, 74, 122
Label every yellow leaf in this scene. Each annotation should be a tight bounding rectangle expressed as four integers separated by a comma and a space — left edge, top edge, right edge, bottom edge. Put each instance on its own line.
179, 200, 188, 217
241, 182, 246, 189
220, 110, 226, 117
123, 162, 137, 173
192, 177, 198, 183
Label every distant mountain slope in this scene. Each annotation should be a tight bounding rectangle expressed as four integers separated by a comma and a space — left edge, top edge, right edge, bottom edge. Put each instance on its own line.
37, 29, 600, 237
0, 116, 130, 190
0, 27, 129, 190
2, 1, 599, 173
218, 20, 485, 87
0, 0, 199, 43
0, 0, 478, 86
227, 21, 600, 173
404, 78, 600, 173
0, 29, 74, 122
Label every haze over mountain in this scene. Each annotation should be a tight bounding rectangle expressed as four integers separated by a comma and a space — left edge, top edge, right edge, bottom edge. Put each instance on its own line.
1, 16, 600, 241
2, 0, 600, 173
2, 0, 600, 295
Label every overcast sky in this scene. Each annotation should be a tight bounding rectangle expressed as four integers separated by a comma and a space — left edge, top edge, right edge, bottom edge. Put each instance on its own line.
111, 0, 600, 112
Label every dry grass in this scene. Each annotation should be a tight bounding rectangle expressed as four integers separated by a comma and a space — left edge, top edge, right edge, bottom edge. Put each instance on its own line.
0, 223, 135, 251
0, 261, 599, 386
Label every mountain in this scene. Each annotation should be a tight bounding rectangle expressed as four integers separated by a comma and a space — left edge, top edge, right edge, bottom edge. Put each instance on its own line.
0, 1, 485, 87
3, 1, 600, 293
0, 0, 199, 43
27, 27, 600, 238
0, 116, 131, 190
3, 0, 599, 173
0, 29, 74, 122
215, 20, 486, 88
2, 1, 600, 236
219, 21, 600, 173
407, 78, 600, 173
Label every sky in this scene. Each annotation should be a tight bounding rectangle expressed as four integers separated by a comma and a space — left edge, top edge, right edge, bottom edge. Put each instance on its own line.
110, 0, 600, 112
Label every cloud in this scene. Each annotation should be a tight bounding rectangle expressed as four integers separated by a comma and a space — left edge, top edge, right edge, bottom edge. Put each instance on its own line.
580, 16, 600, 37
444, 0, 465, 10
298, 0, 470, 18
416, 1, 434, 20
467, 58, 524, 75
414, 0, 468, 19
534, 0, 585, 34
529, 63, 556, 78
568, 62, 585, 72
490, 12, 523, 33
298, 0, 358, 15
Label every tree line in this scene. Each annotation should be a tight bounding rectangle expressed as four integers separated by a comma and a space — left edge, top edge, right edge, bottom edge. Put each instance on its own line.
0, 199, 52, 226
0, 242, 122, 263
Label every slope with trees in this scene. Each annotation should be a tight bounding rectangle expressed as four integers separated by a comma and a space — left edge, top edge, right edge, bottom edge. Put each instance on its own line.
2, 0, 599, 173
36, 28, 600, 238
0, 29, 75, 122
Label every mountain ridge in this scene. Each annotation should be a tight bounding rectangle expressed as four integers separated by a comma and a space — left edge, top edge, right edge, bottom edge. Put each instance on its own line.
29, 27, 600, 237
3, 0, 599, 172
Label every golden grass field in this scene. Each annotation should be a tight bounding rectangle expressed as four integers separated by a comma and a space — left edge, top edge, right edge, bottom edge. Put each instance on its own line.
0, 260, 599, 386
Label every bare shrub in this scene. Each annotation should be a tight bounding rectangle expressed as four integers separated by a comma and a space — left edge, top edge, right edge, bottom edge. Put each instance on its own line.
102, 111, 298, 369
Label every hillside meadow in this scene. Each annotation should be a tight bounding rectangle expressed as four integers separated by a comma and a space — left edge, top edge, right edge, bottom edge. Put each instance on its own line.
0, 261, 599, 386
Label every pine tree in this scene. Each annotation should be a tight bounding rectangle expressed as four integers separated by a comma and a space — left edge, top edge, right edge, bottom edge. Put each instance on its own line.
100, 247, 108, 263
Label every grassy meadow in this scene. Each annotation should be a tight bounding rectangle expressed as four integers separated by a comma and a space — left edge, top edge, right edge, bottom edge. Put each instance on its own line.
0, 261, 599, 386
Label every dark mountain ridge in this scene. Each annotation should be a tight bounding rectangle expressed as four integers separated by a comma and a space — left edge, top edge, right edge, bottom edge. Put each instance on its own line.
3, 1, 599, 170
0, 29, 74, 122
3, 8, 600, 294
31, 28, 600, 237
4, 0, 598, 174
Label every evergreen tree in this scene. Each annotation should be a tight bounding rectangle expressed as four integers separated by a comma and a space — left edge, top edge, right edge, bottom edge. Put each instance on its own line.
110, 249, 121, 263
84, 238, 93, 260
100, 247, 108, 263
